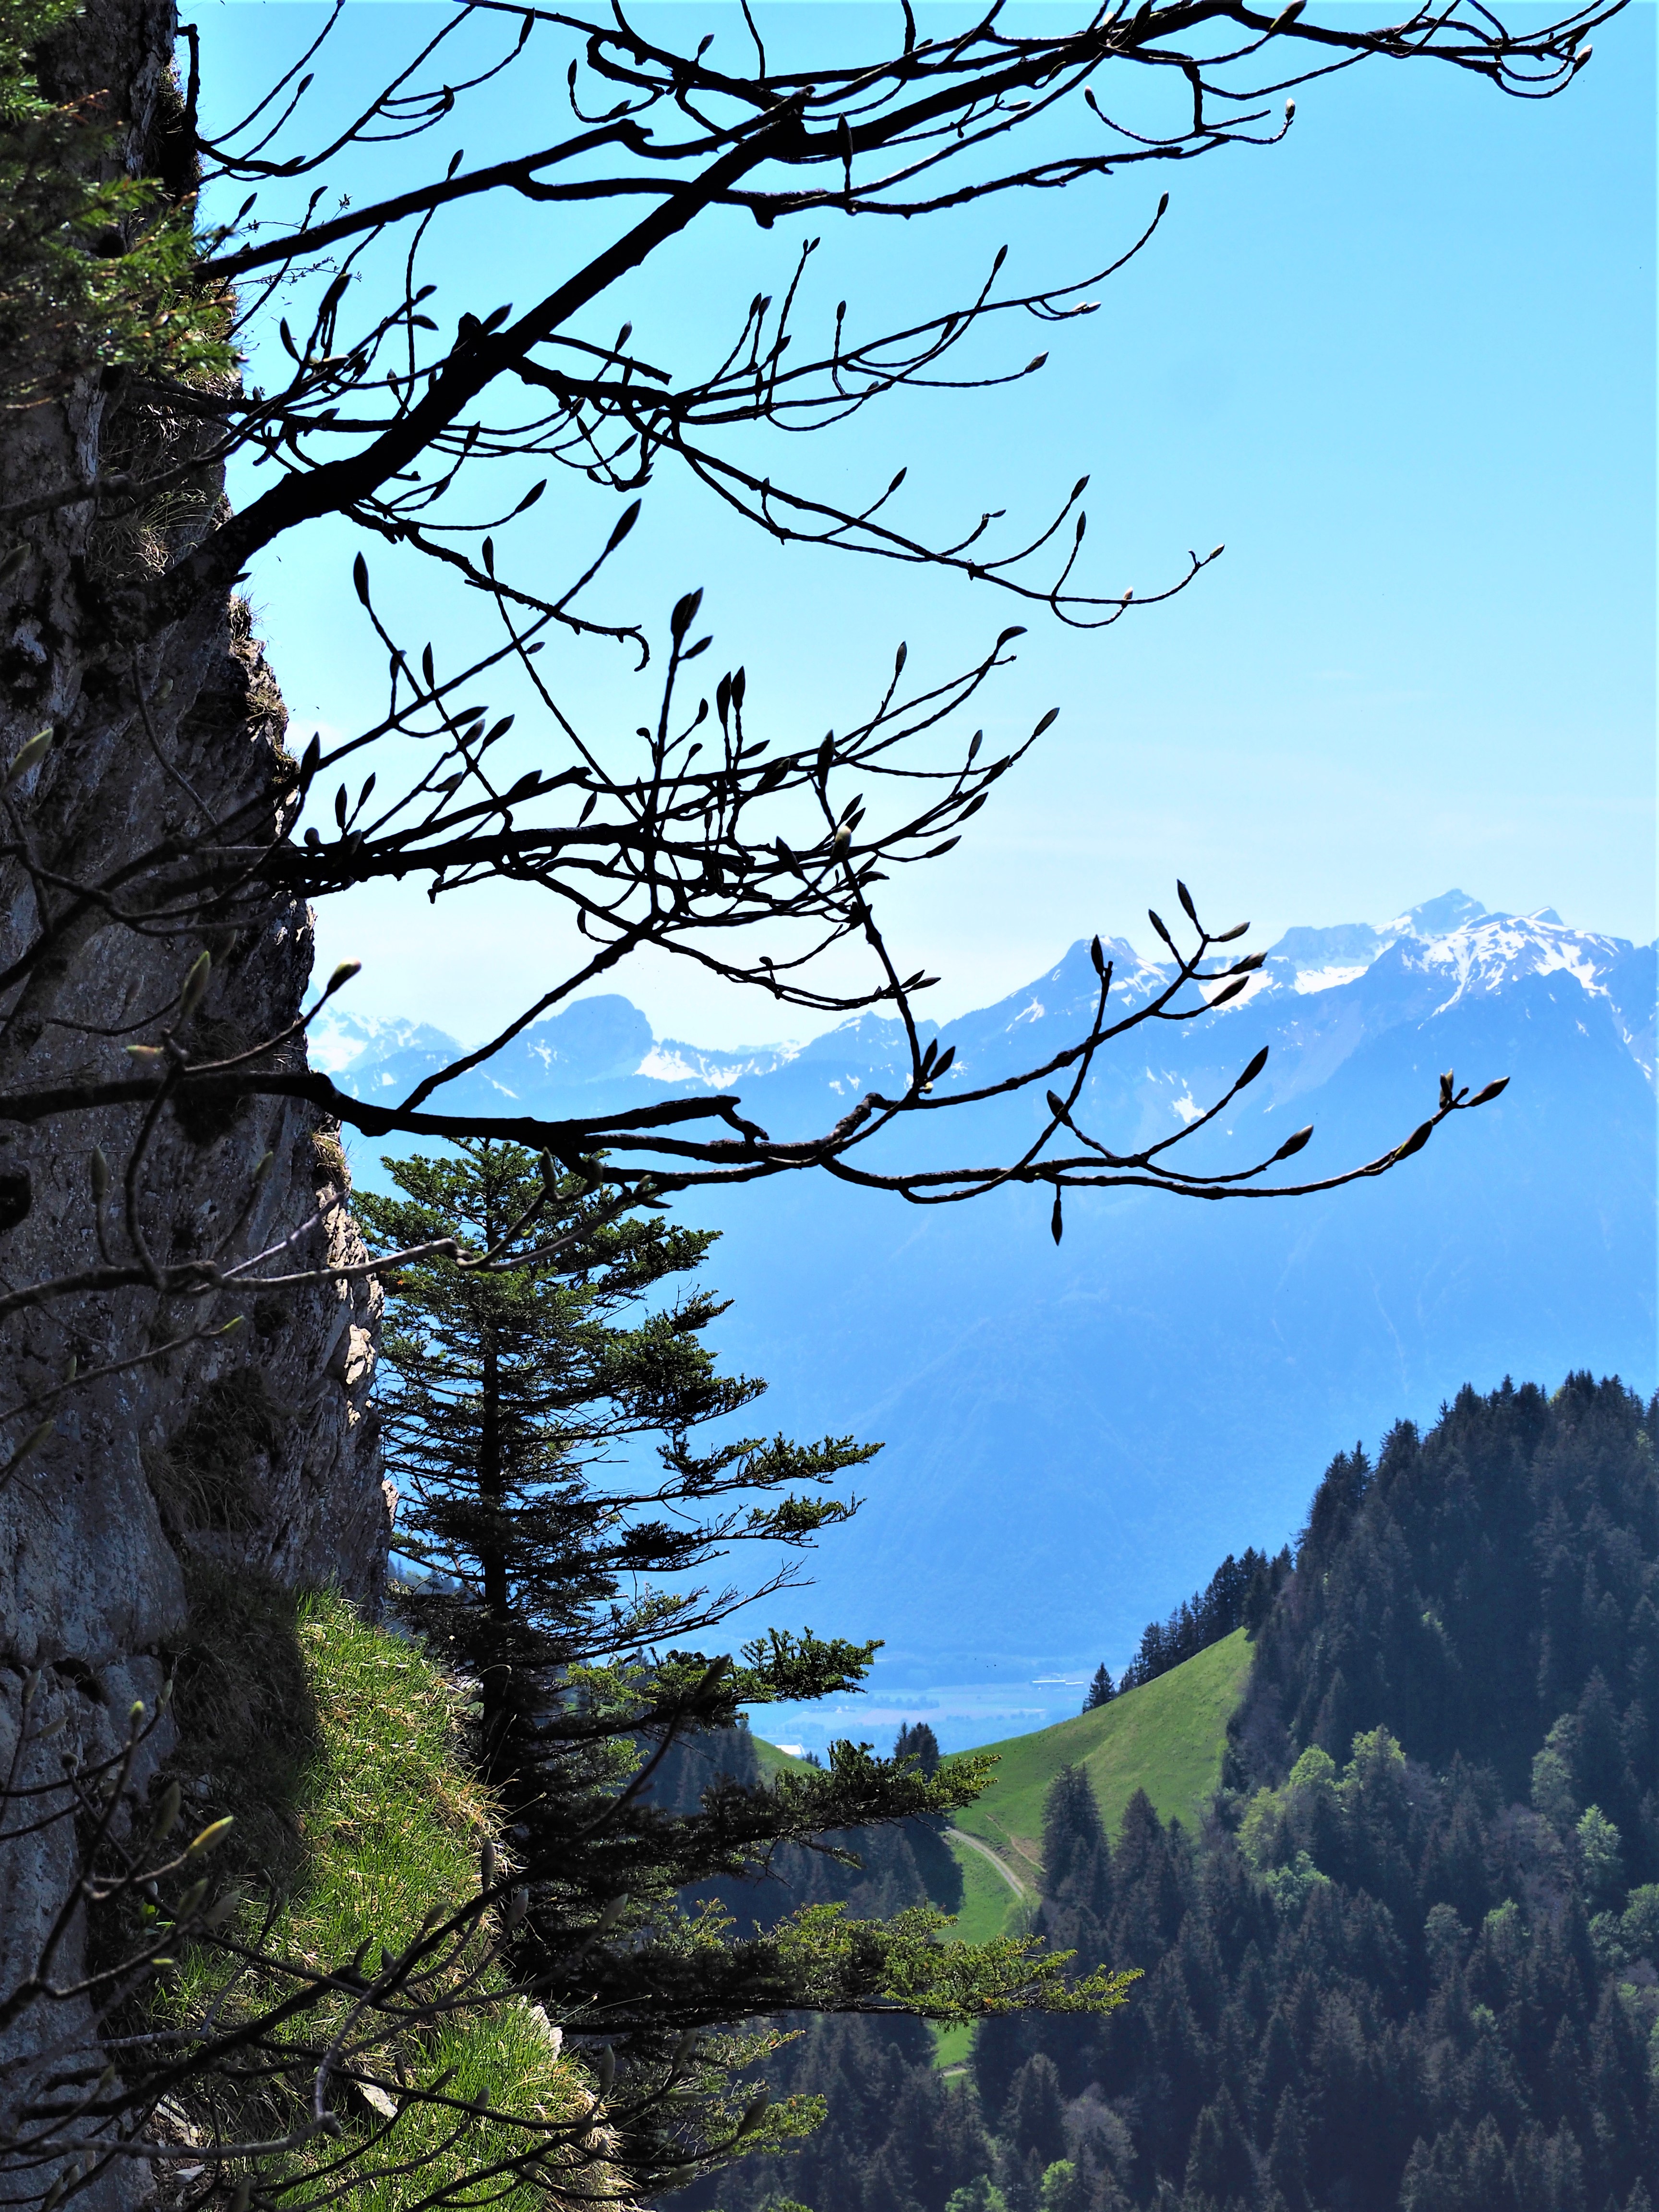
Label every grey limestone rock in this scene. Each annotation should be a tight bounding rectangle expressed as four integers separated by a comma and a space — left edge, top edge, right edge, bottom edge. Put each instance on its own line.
0, 3, 388, 2195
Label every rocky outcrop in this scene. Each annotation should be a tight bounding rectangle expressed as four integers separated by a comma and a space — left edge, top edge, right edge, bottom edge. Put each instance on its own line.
0, 1, 387, 2192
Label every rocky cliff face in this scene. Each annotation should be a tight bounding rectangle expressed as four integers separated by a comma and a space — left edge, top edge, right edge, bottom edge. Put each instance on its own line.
0, 0, 387, 2186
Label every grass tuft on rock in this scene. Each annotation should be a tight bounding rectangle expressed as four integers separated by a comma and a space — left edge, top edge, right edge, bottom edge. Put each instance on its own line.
158, 1580, 619, 2212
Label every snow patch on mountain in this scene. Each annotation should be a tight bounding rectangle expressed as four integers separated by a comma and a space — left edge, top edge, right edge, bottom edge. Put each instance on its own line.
1400, 911, 1634, 1016
1293, 964, 1373, 995
311, 1010, 460, 1076
637, 1040, 803, 1088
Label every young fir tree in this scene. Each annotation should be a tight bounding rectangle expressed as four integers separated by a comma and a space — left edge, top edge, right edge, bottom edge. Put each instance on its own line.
359, 1142, 1133, 2195
359, 1138, 869, 1799
1083, 1665, 1115, 1712
894, 1722, 942, 1776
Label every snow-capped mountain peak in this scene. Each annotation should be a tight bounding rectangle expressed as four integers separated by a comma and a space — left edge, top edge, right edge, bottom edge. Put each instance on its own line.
315, 895, 1656, 1127
309, 1009, 460, 1077
1393, 909, 1634, 1010
638, 1040, 804, 1088
1388, 888, 1490, 940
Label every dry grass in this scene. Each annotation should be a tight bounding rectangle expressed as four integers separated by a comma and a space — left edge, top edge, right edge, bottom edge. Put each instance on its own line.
146, 1370, 284, 1537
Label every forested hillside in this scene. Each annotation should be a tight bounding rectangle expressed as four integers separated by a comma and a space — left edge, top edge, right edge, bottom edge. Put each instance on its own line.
684, 1375, 1658, 2212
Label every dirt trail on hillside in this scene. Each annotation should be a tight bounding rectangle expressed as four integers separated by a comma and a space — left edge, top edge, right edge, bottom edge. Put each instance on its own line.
947, 1827, 1031, 1899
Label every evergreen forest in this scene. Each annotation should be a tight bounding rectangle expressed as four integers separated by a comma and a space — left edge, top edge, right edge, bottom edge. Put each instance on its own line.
678, 1374, 1659, 2212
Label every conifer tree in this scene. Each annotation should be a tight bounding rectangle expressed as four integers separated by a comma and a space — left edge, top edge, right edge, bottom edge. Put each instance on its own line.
359, 1141, 1134, 2192
1267, 2088, 1311, 2212
1084, 1666, 1116, 1712
888, 1721, 963, 1916
895, 1721, 943, 1776
1041, 1767, 1113, 1925
1183, 2087, 1254, 2205
359, 1138, 871, 1798
1002, 2054, 1069, 2169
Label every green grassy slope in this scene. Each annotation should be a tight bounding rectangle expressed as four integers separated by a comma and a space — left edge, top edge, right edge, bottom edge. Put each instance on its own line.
949, 1627, 1252, 1878
949, 1825, 1031, 1944
748, 1732, 802, 1784
744, 1731, 1026, 1949
163, 1578, 599, 2211
750, 1635, 1251, 2072
751, 1627, 1251, 1916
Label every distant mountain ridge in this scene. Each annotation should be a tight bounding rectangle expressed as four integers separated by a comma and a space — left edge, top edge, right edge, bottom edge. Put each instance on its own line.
315, 891, 1656, 1122
330, 894, 1658, 1753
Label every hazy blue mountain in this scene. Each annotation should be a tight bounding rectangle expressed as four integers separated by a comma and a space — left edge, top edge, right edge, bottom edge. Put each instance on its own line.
324, 895, 1658, 1750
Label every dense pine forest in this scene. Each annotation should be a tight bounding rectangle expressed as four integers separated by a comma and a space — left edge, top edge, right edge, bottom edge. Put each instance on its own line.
680, 1374, 1659, 2212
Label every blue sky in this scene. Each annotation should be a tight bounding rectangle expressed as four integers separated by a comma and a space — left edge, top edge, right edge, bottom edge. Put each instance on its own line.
204, 2, 1656, 1048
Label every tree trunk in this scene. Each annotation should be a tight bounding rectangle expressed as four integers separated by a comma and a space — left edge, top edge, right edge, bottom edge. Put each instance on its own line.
478, 1290, 514, 1779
